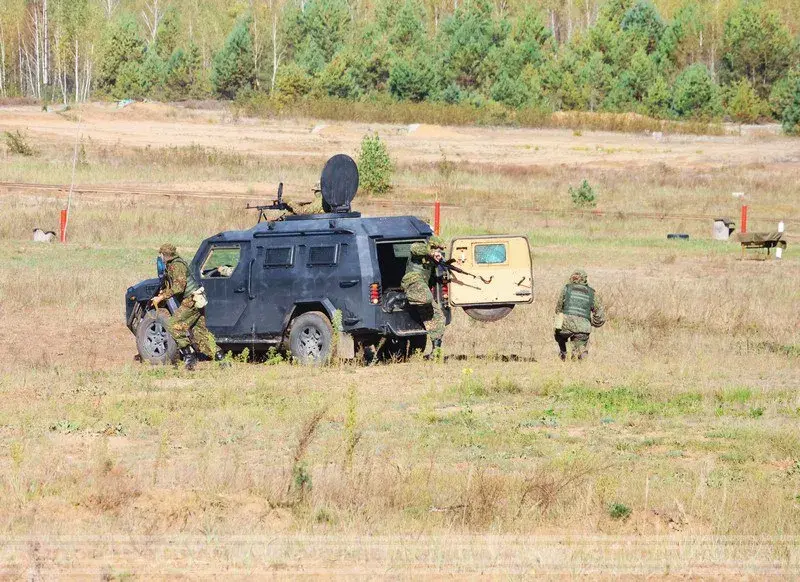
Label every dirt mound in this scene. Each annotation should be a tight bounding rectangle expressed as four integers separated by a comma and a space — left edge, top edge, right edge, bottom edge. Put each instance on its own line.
406, 123, 463, 140
76, 101, 181, 123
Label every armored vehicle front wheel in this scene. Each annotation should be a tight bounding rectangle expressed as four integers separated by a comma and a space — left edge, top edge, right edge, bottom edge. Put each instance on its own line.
136, 309, 178, 365
288, 311, 333, 365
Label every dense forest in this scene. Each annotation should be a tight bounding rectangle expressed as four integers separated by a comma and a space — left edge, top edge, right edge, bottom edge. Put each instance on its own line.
1, 0, 799, 131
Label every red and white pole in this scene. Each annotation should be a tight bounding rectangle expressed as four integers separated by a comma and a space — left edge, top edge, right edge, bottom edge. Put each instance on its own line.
740, 205, 748, 234
433, 200, 441, 235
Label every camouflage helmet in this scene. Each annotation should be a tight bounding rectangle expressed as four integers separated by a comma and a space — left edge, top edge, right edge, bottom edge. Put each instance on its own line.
159, 243, 177, 257
569, 269, 588, 285
428, 235, 446, 250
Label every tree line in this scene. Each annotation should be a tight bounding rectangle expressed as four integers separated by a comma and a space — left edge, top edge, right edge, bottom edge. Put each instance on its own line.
2, 0, 799, 132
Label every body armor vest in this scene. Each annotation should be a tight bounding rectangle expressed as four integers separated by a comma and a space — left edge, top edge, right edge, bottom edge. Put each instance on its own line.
563, 283, 594, 320
168, 256, 200, 297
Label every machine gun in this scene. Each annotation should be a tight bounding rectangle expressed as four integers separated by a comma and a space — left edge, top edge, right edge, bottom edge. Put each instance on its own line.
246, 182, 291, 223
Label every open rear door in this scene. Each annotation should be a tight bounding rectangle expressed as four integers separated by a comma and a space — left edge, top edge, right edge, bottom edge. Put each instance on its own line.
448, 235, 533, 322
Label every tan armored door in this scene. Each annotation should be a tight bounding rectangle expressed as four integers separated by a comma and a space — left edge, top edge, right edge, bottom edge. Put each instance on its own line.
447, 236, 533, 322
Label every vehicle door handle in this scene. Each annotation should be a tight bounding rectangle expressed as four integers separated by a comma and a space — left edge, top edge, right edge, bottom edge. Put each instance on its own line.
247, 258, 256, 299
339, 279, 359, 288
234, 286, 246, 293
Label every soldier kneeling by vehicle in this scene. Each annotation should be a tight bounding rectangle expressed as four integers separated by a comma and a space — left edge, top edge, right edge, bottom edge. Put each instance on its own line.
401, 236, 447, 354
150, 243, 227, 370
554, 269, 605, 360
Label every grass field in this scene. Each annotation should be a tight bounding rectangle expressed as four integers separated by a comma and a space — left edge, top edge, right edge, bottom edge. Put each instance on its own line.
0, 103, 799, 577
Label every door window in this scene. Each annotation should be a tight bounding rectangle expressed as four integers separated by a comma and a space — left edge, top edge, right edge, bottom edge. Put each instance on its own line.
201, 246, 241, 278
474, 243, 507, 265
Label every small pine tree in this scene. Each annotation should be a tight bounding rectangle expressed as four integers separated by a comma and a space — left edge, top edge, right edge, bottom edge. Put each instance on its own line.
96, 14, 146, 98
781, 76, 800, 135
275, 62, 313, 103
357, 134, 393, 195
728, 79, 764, 124
389, 55, 434, 102
569, 180, 597, 208
671, 63, 721, 120
211, 18, 256, 99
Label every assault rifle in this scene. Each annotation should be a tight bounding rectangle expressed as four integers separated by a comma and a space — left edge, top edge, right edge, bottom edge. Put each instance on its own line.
246, 182, 291, 223
438, 258, 494, 285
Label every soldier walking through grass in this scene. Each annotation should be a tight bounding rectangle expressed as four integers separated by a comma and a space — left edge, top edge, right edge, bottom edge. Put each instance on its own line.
401, 235, 447, 354
150, 243, 226, 370
554, 269, 605, 360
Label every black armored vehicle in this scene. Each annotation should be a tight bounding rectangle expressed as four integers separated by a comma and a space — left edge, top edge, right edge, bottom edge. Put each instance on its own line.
125, 155, 533, 364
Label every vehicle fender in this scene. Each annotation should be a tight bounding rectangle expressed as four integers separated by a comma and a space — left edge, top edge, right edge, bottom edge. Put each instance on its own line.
282, 298, 337, 333
127, 277, 162, 302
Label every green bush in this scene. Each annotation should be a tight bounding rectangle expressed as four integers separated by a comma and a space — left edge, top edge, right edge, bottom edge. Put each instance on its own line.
4, 130, 38, 156
357, 133, 393, 195
569, 180, 597, 208
608, 502, 632, 520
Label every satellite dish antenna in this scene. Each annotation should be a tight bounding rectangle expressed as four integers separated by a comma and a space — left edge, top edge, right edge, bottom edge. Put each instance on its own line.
320, 154, 359, 213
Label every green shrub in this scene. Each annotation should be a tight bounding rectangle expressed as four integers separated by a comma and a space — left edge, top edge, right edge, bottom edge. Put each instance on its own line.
4, 130, 38, 156
608, 502, 632, 520
569, 179, 597, 208
357, 133, 393, 195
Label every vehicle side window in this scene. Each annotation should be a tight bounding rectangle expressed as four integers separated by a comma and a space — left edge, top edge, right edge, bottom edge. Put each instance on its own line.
308, 244, 338, 266
201, 246, 241, 278
474, 243, 507, 265
264, 246, 294, 268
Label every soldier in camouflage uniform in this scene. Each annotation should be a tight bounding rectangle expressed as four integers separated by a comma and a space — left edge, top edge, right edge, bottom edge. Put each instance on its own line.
284, 183, 326, 216
151, 243, 226, 370
554, 269, 605, 360
401, 236, 447, 353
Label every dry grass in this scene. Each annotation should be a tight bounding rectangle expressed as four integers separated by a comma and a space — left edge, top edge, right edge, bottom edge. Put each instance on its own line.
240, 95, 726, 136
0, 109, 798, 576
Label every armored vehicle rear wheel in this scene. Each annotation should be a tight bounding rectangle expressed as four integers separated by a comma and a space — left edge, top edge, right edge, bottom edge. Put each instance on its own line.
288, 311, 333, 365
136, 309, 178, 365
463, 305, 514, 322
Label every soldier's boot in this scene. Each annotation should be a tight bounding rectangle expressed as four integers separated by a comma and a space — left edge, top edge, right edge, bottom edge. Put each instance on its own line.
214, 349, 231, 368
559, 351, 567, 361
428, 339, 443, 362
183, 350, 197, 371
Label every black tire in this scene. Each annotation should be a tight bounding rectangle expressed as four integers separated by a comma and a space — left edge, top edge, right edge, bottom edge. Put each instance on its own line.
135, 308, 178, 365
288, 311, 333, 365
463, 304, 514, 322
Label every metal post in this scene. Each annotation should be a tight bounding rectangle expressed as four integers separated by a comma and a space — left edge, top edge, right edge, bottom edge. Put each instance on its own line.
434, 200, 441, 235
